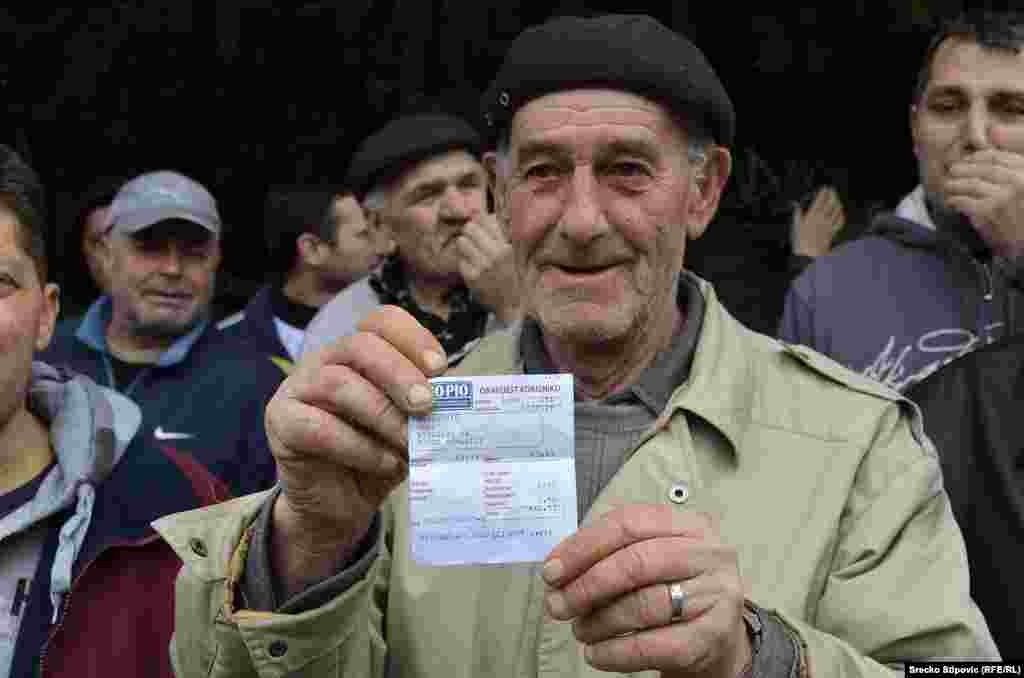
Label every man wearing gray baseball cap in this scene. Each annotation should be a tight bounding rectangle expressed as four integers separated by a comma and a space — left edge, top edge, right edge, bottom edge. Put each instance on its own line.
41, 170, 281, 497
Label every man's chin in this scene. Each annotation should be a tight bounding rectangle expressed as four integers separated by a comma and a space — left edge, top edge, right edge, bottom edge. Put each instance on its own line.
534, 302, 634, 349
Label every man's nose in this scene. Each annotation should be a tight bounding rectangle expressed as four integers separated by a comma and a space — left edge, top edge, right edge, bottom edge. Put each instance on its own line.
440, 186, 473, 221
157, 246, 184, 276
558, 167, 609, 244
961, 104, 992, 153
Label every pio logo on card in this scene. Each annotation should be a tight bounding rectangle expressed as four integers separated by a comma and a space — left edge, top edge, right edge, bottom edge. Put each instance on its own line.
432, 381, 473, 411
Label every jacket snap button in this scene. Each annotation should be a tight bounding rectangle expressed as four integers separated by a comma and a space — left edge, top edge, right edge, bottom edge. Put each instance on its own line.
188, 538, 208, 558
499, 91, 510, 106
669, 482, 690, 504
268, 640, 288, 658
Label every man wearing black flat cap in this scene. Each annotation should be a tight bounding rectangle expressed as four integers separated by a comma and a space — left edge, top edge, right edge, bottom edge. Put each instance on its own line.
161, 14, 997, 678
301, 112, 521, 365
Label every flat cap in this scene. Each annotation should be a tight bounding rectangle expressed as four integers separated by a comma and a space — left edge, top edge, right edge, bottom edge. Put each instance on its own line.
482, 14, 735, 147
346, 114, 482, 199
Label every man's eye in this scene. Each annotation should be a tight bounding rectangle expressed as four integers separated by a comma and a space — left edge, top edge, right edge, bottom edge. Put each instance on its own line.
137, 240, 165, 254
524, 164, 562, 181
928, 99, 962, 115
610, 162, 651, 178
996, 99, 1024, 118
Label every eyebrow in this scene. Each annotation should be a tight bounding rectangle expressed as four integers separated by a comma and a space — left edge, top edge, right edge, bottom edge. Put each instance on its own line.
515, 137, 661, 166
927, 83, 1024, 99
404, 169, 481, 198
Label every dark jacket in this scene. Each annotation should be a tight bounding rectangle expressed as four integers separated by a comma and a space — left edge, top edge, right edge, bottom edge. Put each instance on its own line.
216, 285, 293, 376
905, 334, 1024, 656
780, 211, 1024, 391
39, 297, 280, 496
10, 364, 231, 678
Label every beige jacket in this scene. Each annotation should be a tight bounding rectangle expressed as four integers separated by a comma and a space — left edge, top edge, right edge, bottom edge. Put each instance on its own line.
156, 281, 998, 677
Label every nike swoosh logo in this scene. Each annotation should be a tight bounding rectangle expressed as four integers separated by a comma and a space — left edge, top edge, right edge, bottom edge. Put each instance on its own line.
154, 426, 195, 441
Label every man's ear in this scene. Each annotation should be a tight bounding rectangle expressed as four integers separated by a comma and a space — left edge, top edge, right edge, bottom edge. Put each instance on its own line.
685, 146, 732, 241
910, 104, 921, 160
483, 151, 510, 229
97, 232, 115, 269
210, 237, 223, 270
295, 233, 324, 267
34, 283, 60, 352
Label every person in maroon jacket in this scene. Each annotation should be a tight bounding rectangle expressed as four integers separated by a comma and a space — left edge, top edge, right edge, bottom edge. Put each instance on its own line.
0, 144, 230, 678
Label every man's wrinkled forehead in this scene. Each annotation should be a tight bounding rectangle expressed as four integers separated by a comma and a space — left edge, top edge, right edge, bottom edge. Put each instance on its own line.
508, 89, 683, 149
397, 149, 484, 191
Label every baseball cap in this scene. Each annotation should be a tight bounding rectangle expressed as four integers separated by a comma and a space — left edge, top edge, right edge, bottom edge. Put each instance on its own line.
108, 170, 221, 237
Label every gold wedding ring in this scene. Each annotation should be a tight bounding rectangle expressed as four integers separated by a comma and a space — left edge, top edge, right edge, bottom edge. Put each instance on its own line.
668, 582, 687, 622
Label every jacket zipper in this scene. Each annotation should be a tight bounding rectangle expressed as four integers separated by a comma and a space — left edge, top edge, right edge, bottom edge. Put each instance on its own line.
978, 260, 994, 302
37, 532, 163, 677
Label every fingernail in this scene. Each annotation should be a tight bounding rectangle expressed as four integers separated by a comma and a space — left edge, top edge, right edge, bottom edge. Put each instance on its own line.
424, 351, 446, 373
407, 384, 433, 409
542, 558, 563, 584
546, 590, 568, 619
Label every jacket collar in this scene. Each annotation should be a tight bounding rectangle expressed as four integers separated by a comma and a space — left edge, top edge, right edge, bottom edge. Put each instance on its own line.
76, 296, 209, 367
894, 185, 937, 231
243, 286, 289, 353
457, 276, 750, 462
660, 279, 751, 462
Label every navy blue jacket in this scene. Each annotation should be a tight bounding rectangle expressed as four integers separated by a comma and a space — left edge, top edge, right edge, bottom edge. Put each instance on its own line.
217, 285, 294, 375
40, 298, 281, 496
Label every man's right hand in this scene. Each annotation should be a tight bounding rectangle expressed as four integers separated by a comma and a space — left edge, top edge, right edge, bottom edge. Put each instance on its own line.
264, 306, 447, 598
790, 185, 845, 258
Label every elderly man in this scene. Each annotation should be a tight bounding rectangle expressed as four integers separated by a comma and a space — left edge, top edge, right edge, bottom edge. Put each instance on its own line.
159, 15, 996, 678
40, 171, 281, 496
301, 112, 520, 365
779, 10, 1024, 391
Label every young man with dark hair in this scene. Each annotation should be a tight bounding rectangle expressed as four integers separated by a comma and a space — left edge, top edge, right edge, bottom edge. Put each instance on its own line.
218, 185, 389, 373
0, 144, 229, 677
780, 10, 1024, 391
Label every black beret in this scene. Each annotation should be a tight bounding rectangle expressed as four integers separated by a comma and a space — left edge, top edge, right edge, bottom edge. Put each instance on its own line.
346, 114, 483, 200
482, 14, 735, 147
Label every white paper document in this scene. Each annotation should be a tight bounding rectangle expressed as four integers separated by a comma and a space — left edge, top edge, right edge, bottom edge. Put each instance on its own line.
408, 374, 577, 566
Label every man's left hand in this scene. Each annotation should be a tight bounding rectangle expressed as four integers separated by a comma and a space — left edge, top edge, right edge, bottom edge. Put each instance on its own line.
946, 149, 1024, 259
543, 505, 752, 677
457, 213, 522, 323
